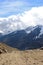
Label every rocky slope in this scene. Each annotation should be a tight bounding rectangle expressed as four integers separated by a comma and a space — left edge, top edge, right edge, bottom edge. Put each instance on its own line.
0, 43, 43, 65
0, 43, 18, 54
0, 49, 43, 65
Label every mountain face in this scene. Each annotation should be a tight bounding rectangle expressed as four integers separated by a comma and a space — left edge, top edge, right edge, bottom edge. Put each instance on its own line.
0, 25, 43, 50
0, 33, 3, 38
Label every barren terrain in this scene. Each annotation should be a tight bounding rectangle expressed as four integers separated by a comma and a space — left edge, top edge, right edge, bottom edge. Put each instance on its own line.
0, 43, 43, 65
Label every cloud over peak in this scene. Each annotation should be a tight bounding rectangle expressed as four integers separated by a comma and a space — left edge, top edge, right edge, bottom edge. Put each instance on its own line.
0, 6, 43, 34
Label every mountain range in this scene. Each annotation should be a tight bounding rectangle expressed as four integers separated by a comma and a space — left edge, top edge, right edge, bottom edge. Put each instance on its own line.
0, 25, 43, 50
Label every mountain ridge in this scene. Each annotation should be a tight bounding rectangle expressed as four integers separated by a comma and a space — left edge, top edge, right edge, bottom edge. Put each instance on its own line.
0, 25, 43, 50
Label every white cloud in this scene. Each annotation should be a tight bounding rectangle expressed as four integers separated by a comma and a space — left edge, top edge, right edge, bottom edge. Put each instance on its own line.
20, 6, 43, 26
0, 6, 43, 34
0, 30, 4, 33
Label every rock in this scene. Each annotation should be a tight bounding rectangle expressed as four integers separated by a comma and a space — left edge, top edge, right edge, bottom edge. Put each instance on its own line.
0, 48, 7, 54
40, 47, 43, 50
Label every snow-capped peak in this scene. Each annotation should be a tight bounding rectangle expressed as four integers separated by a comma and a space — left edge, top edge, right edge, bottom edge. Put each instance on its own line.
38, 25, 43, 37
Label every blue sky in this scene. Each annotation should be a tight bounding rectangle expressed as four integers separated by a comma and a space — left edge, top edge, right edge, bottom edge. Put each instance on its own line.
0, 0, 43, 17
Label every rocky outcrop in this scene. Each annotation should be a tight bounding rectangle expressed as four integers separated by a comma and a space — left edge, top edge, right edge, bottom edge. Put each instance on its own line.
0, 48, 7, 54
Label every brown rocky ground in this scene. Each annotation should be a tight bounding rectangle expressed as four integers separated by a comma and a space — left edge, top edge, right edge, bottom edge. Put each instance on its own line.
0, 43, 43, 65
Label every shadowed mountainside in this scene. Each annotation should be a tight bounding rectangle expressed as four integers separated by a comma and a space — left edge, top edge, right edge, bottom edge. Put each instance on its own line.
0, 25, 43, 50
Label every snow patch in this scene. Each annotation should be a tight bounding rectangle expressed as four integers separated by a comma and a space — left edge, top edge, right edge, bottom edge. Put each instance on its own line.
38, 26, 43, 37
